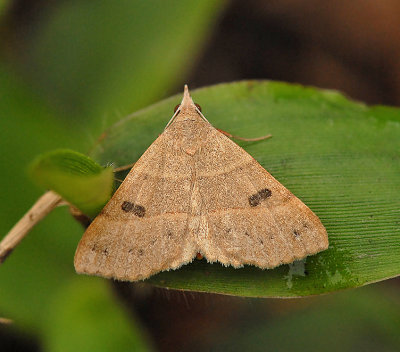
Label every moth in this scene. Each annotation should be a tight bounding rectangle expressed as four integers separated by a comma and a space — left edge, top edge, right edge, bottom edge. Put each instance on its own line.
74, 86, 329, 281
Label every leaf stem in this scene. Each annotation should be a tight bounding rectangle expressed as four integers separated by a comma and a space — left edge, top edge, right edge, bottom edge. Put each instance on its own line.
0, 191, 63, 264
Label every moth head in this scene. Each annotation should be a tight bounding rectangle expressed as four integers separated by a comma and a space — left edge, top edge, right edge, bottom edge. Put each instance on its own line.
174, 103, 202, 113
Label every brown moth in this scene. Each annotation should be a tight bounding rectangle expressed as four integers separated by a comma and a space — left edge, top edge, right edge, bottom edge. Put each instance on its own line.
74, 86, 329, 281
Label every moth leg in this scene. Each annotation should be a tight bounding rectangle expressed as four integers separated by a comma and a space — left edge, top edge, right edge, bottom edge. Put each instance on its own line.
113, 163, 136, 172
216, 128, 272, 142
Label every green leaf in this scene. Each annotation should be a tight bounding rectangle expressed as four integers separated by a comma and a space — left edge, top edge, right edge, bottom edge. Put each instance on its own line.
90, 81, 400, 297
30, 149, 114, 217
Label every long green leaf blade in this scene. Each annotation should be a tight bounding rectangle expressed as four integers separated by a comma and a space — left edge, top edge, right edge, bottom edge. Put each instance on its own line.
90, 81, 400, 297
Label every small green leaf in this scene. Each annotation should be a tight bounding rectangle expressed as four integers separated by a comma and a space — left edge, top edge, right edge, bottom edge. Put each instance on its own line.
89, 81, 400, 297
30, 149, 113, 217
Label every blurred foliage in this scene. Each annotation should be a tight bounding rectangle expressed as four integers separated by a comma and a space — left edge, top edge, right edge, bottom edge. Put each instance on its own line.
22, 0, 225, 137
0, 0, 11, 19
43, 278, 151, 352
204, 285, 400, 351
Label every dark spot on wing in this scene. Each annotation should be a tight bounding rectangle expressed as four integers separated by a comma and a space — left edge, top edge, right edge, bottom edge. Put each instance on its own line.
293, 230, 300, 238
103, 248, 109, 256
132, 205, 146, 218
138, 249, 144, 256
121, 201, 134, 212
245, 232, 250, 237
128, 248, 134, 254
259, 189, 272, 199
121, 201, 146, 217
249, 188, 272, 207
248, 194, 259, 207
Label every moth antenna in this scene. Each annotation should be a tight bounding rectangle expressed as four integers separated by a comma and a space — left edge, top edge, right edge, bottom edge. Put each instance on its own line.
165, 85, 209, 129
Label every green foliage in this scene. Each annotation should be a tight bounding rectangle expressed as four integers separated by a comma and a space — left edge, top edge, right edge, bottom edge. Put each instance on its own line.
24, 0, 225, 132
0, 66, 83, 332
0, 0, 11, 19
30, 149, 114, 217
91, 81, 400, 297
43, 278, 151, 352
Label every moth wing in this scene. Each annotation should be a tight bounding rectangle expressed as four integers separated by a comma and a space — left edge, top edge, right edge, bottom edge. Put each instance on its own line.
195, 129, 329, 268
74, 132, 198, 281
